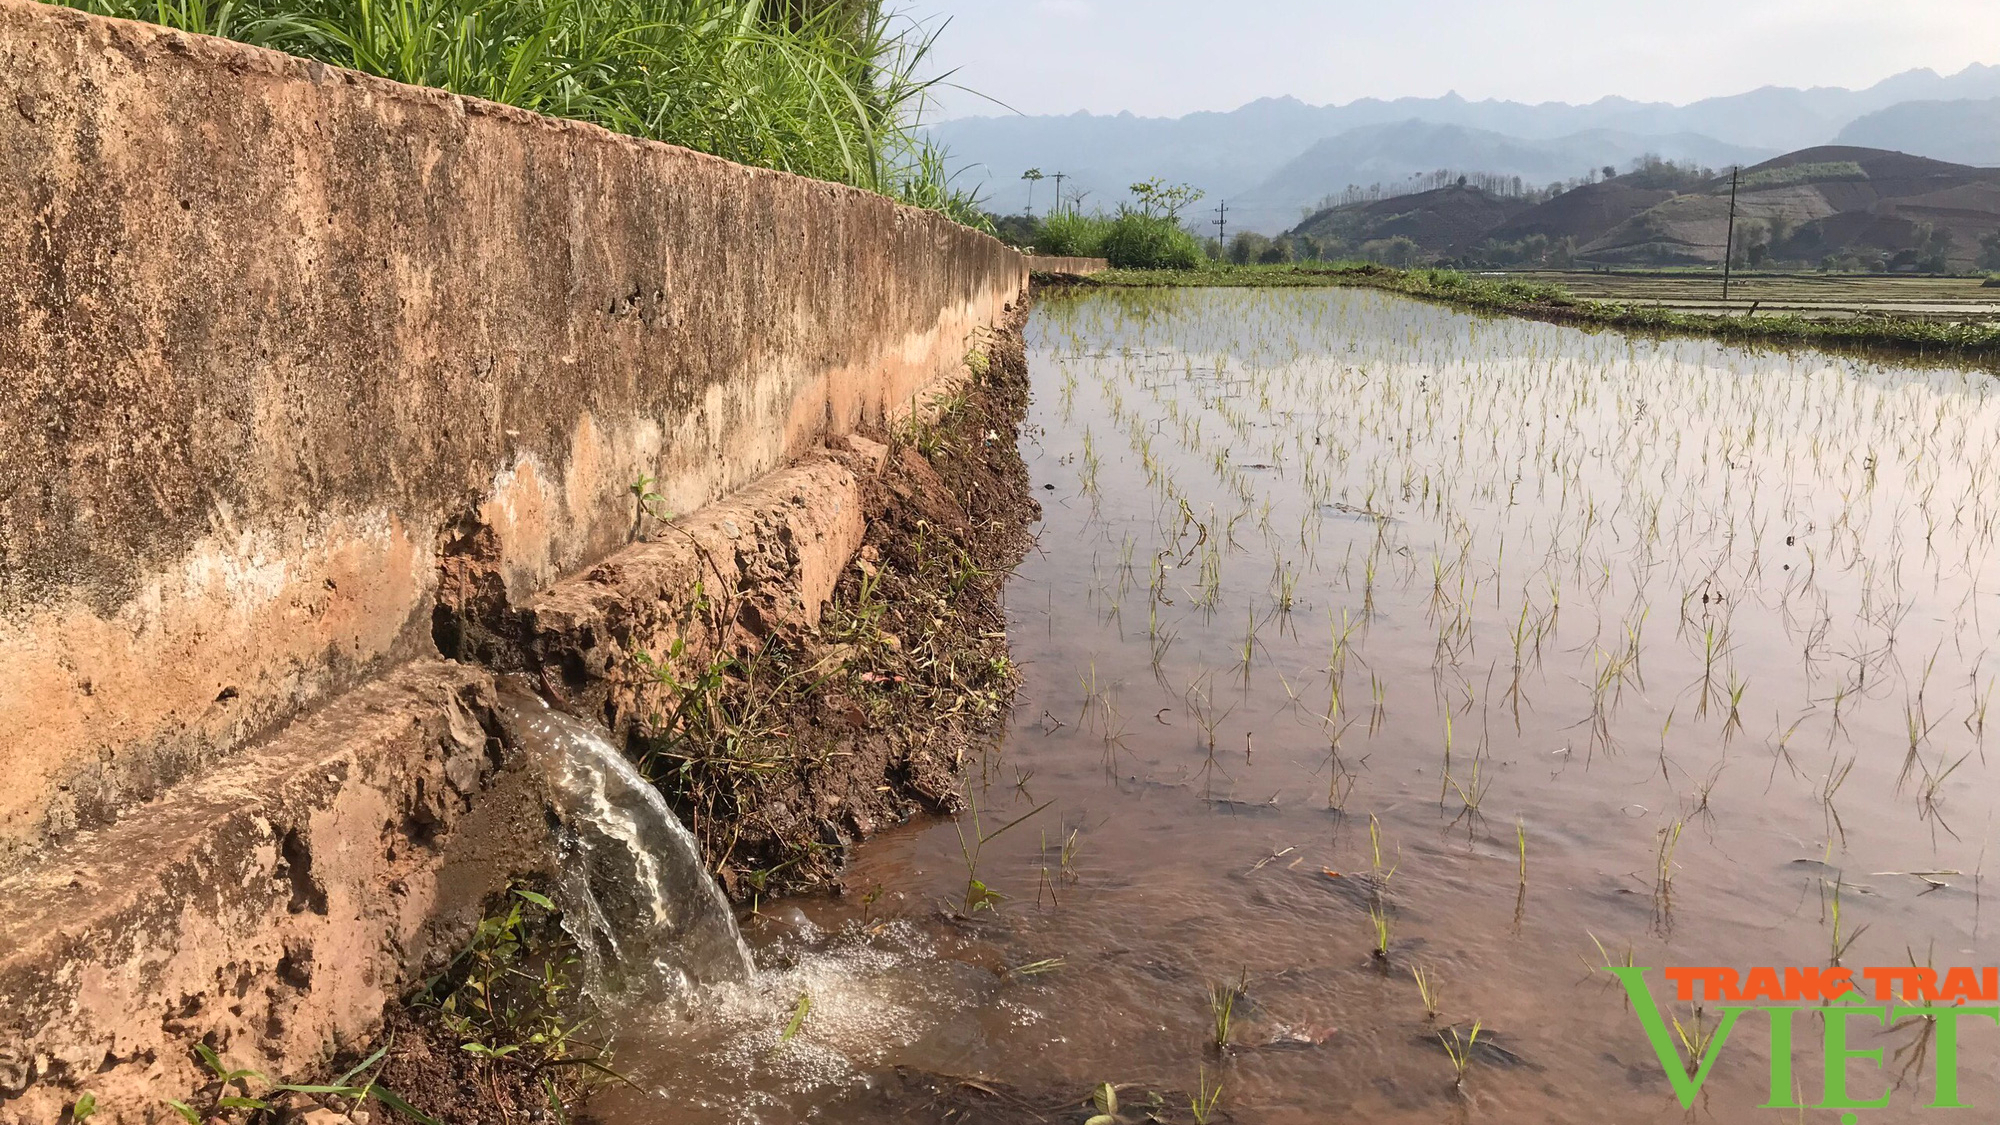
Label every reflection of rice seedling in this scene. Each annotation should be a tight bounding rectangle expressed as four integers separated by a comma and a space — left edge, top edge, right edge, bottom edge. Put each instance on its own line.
1185, 681, 1233, 752
1721, 671, 1748, 743
1516, 817, 1528, 889
1437, 711, 1454, 806
1825, 877, 1869, 965
1691, 620, 1730, 719
1653, 819, 1684, 927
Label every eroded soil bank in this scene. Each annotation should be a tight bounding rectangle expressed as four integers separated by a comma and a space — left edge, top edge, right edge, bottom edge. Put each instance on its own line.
256, 307, 1042, 1125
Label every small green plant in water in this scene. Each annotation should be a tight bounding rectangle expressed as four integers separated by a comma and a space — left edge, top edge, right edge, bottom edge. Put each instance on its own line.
1190, 1067, 1223, 1123
953, 791, 1052, 914
1412, 964, 1442, 1019
1369, 901, 1393, 962
1207, 971, 1246, 1052
773, 992, 812, 1054
1440, 1019, 1483, 1089
1084, 1081, 1119, 1125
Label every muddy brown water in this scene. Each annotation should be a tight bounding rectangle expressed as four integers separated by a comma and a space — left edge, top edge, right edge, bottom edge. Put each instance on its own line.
588, 288, 2000, 1123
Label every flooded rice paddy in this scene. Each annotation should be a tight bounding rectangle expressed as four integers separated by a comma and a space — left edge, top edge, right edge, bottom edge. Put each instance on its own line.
592, 288, 2000, 1123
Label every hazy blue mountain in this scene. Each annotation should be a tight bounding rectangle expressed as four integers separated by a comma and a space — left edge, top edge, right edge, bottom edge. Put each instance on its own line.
1228, 122, 1771, 232
1834, 98, 2000, 166
930, 63, 2000, 229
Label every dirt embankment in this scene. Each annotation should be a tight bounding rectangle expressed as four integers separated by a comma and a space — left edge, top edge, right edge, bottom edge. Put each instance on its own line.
275, 308, 1041, 1125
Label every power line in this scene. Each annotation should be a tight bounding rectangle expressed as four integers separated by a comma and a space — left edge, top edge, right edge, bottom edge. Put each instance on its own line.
1212, 199, 1229, 256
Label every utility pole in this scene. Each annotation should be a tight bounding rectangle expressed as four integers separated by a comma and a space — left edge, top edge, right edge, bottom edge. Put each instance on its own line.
1722, 165, 1739, 304
1051, 171, 1067, 214
1213, 199, 1229, 258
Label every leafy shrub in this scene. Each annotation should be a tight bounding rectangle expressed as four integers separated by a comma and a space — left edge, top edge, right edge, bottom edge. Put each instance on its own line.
1034, 210, 1111, 257
1228, 232, 1273, 265
1098, 210, 1203, 270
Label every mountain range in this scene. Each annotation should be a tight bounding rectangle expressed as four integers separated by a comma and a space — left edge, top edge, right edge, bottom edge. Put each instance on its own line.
929, 64, 2000, 233
1284, 146, 2000, 271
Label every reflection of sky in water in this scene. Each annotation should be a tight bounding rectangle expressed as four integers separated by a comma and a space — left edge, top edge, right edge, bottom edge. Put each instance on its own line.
594, 289, 2000, 1125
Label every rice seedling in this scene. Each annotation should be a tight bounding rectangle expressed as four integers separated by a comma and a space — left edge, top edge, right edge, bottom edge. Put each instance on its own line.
1189, 1068, 1223, 1124
1368, 901, 1394, 962
1368, 813, 1399, 887
1020, 283, 2000, 1118
1653, 818, 1685, 928
1208, 971, 1246, 1052
1439, 1019, 1483, 1089
1411, 964, 1443, 1019
1668, 1006, 1713, 1077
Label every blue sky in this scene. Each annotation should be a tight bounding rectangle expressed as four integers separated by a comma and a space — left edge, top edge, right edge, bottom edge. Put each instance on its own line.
907, 0, 1997, 120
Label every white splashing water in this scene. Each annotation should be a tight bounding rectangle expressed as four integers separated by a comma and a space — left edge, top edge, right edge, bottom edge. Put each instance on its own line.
499, 686, 754, 1000
608, 920, 978, 1124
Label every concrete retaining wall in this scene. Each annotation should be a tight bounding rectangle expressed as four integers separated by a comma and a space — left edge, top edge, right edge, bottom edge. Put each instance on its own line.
0, 0, 1026, 874
0, 1, 1027, 1116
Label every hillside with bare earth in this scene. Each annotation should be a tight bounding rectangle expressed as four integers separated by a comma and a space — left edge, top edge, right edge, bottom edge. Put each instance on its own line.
1579, 147, 2000, 267
1282, 146, 2000, 270
1291, 185, 1534, 258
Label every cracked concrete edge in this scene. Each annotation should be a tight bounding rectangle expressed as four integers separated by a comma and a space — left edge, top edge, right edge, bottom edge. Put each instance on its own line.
0, 432, 929, 1123
0, 660, 549, 1123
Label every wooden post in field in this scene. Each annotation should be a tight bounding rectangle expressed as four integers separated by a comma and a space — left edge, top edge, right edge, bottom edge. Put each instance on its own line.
1723, 166, 1739, 304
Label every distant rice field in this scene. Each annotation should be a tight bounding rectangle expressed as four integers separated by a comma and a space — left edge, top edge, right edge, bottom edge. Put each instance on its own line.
1504, 270, 2000, 321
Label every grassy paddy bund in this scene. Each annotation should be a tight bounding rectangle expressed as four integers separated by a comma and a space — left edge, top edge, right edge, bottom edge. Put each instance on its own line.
587, 286, 2000, 1124
1066, 264, 2000, 361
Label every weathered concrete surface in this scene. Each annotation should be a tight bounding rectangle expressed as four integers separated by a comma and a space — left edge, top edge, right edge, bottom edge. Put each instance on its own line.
520, 438, 891, 741
0, 661, 548, 1123
1026, 255, 1111, 275
0, 0, 1027, 874
0, 429, 967, 1121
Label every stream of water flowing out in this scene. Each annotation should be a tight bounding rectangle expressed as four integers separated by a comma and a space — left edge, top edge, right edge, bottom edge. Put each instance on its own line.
501, 685, 754, 997
587, 288, 2000, 1123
